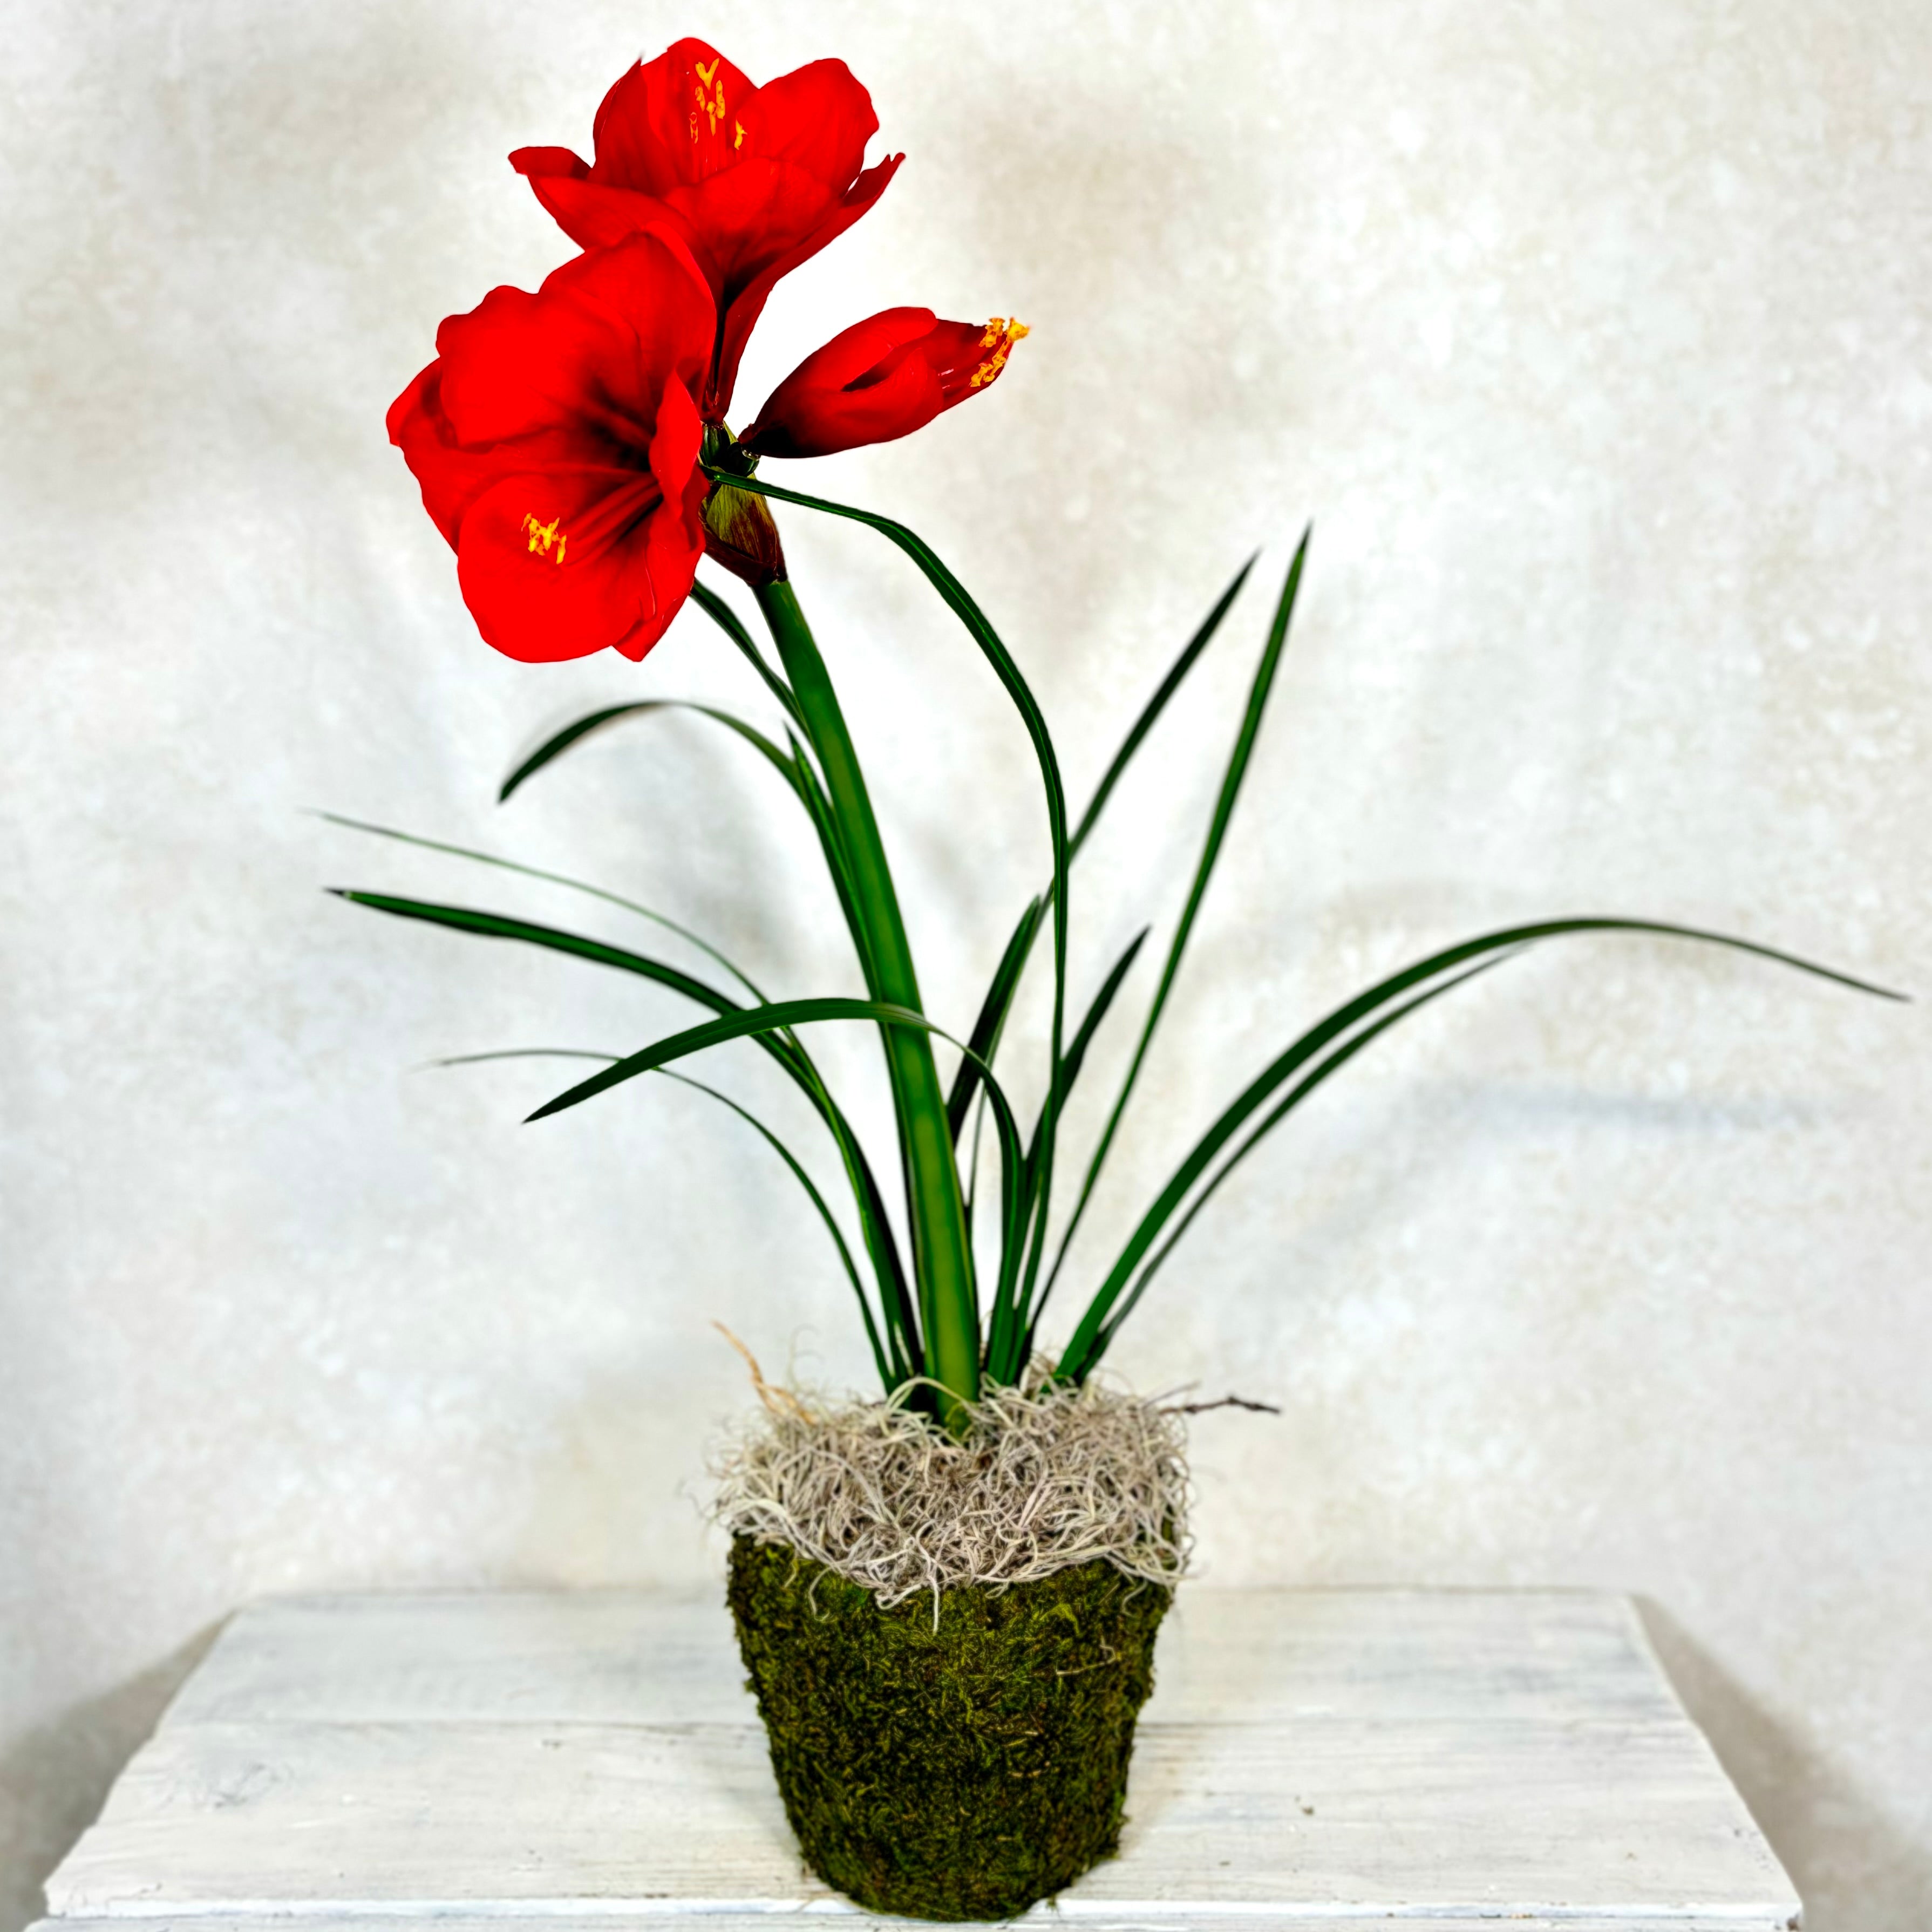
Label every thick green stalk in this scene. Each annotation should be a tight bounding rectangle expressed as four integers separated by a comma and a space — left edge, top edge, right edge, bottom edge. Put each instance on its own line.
754, 578, 981, 1416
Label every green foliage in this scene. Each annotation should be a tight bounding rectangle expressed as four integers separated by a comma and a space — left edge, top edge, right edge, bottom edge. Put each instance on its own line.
726, 1535, 1169, 1920
332, 494, 1905, 1414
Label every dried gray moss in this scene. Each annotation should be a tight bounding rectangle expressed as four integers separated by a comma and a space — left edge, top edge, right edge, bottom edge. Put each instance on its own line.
709, 1366, 1192, 1609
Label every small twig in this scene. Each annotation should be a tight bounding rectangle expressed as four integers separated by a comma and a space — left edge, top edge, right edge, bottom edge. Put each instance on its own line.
1162, 1394, 1282, 1416
713, 1321, 815, 1423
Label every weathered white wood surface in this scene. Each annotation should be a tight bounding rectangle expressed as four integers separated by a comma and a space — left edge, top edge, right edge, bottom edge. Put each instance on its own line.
36, 1588, 1801, 1931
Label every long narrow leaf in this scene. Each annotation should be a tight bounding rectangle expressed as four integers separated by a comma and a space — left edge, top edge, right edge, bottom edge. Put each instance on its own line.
945, 559, 1257, 1155
995, 926, 1151, 1369
690, 575, 807, 732
431, 1046, 895, 1387
528, 997, 1017, 1151
1026, 927, 1151, 1182
945, 896, 1044, 1141
525, 994, 1032, 1329
1046, 531, 1310, 1303
787, 725, 878, 996
499, 699, 801, 804
985, 929, 1146, 1379
316, 811, 769, 1004
1057, 915, 1906, 1379
706, 466, 1073, 1325
1075, 955, 1518, 1374
657, 1066, 897, 1385
332, 887, 916, 1362
1070, 555, 1258, 859
331, 891, 751, 1014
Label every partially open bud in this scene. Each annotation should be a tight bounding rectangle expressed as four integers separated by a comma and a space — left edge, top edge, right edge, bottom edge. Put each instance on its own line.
702, 475, 787, 586
743, 309, 1029, 460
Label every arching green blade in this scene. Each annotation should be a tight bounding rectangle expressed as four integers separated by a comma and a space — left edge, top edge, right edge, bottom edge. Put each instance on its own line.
430, 1047, 898, 1389
945, 896, 1043, 1142
946, 559, 1255, 1152
707, 466, 1074, 1349
499, 700, 800, 804
316, 811, 769, 1003
1077, 955, 1517, 1373
1045, 532, 1310, 1305
330, 887, 916, 1366
690, 575, 806, 730
525, 994, 1032, 1332
1056, 916, 1906, 1381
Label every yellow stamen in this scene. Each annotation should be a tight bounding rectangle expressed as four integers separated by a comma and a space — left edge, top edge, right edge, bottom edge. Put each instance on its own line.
690, 59, 728, 135
968, 318, 1030, 389
521, 512, 567, 564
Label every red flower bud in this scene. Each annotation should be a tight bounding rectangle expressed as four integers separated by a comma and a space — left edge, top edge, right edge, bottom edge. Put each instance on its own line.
509, 39, 902, 421
743, 311, 1029, 460
386, 230, 715, 664
702, 477, 787, 588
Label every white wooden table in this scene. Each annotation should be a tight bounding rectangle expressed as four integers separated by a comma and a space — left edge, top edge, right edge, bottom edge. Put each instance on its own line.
36, 1587, 1800, 1932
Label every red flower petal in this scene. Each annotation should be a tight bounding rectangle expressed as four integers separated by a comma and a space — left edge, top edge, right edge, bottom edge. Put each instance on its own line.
509, 172, 681, 253
743, 311, 1026, 460
387, 233, 716, 665
434, 233, 712, 450
386, 362, 500, 548
703, 153, 902, 416
735, 58, 877, 192
456, 465, 698, 663
593, 39, 758, 193
506, 144, 588, 185
510, 41, 900, 418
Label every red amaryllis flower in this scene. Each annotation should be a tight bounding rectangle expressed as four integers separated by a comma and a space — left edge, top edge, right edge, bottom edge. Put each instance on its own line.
510, 38, 901, 422
742, 309, 1029, 460
386, 230, 715, 664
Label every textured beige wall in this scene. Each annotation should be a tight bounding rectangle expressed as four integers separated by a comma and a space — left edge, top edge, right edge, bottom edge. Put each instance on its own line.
4, 2, 1929, 1926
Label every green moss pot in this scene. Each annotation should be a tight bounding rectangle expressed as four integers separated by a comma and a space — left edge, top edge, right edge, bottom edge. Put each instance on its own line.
726, 1535, 1172, 1921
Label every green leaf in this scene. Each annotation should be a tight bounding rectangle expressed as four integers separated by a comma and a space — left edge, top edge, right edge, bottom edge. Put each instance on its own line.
945, 896, 1044, 1142
1046, 531, 1310, 1304
1078, 955, 1517, 1372
525, 993, 1032, 1337
1031, 926, 1151, 1172
997, 926, 1151, 1368
945, 559, 1256, 1157
430, 1046, 896, 1388
690, 575, 807, 731
315, 811, 769, 1004
1069, 555, 1257, 860
1055, 915, 1906, 1382
331, 891, 749, 1015
528, 998, 1010, 1146
499, 699, 801, 804
708, 468, 1074, 1360
655, 1064, 899, 1389
334, 888, 921, 1376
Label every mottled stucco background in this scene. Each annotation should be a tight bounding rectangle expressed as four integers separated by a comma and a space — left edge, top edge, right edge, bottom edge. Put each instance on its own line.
4, 2, 1929, 1926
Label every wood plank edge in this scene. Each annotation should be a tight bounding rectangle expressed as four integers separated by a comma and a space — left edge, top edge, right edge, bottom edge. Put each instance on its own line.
28, 1904, 1802, 1927
26, 1909, 1793, 1924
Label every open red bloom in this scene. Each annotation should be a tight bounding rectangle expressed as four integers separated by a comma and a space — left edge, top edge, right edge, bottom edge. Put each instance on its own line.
511, 38, 901, 421
742, 309, 1029, 459
386, 230, 714, 664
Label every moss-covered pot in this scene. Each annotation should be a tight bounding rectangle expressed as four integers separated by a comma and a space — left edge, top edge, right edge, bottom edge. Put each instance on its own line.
726, 1535, 1171, 1921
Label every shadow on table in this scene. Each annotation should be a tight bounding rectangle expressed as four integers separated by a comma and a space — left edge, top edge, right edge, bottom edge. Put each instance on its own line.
0, 1627, 220, 1932
1638, 1600, 1932, 1932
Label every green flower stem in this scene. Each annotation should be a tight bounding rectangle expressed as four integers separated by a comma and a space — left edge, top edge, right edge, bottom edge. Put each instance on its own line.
754, 577, 981, 1419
